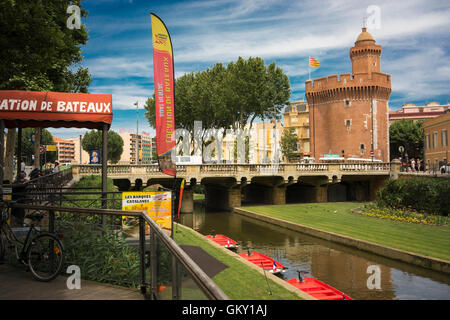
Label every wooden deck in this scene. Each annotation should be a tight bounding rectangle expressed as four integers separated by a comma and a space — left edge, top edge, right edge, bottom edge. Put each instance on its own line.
0, 264, 145, 300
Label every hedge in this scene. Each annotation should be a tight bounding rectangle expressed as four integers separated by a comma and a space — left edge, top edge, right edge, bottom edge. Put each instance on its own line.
377, 177, 450, 216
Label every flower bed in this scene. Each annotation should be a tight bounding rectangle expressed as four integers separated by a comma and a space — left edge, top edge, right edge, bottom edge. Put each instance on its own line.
359, 204, 449, 226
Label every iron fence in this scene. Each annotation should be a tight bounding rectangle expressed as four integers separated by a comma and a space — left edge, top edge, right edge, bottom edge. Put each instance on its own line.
2, 202, 228, 300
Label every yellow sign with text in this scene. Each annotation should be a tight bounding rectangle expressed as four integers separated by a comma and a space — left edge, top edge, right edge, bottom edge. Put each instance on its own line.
46, 145, 57, 152
121, 191, 172, 234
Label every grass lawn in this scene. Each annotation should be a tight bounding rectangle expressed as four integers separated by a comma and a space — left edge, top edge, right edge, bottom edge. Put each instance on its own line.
241, 202, 450, 261
174, 225, 302, 300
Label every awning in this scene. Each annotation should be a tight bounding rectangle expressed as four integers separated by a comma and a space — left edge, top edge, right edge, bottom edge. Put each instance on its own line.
347, 158, 382, 162
319, 157, 345, 160
0, 90, 112, 130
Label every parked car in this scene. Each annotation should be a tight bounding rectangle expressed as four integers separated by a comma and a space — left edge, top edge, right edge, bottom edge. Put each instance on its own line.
440, 163, 450, 174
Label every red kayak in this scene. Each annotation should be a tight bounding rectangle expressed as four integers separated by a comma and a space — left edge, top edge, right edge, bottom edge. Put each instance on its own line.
205, 234, 239, 249
287, 277, 353, 300
239, 251, 286, 274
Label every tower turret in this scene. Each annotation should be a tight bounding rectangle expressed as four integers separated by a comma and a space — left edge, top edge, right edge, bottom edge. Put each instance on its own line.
305, 27, 391, 162
350, 27, 382, 75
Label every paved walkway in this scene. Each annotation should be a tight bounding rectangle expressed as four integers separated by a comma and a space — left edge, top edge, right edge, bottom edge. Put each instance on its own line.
0, 264, 145, 300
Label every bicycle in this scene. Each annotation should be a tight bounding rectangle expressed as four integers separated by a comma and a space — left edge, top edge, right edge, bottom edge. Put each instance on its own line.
0, 201, 64, 281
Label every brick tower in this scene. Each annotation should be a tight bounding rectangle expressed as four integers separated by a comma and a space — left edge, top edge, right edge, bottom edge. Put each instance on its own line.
305, 28, 391, 162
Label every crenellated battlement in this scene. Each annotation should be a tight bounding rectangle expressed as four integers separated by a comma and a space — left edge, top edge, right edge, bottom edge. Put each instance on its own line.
306, 27, 391, 164
305, 72, 391, 92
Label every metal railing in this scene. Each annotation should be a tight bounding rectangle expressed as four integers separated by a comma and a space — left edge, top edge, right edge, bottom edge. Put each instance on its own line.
4, 202, 228, 300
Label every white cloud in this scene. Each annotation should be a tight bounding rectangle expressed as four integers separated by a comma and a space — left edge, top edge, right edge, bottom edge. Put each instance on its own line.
83, 0, 450, 108
384, 46, 450, 104
86, 57, 153, 79
89, 84, 150, 110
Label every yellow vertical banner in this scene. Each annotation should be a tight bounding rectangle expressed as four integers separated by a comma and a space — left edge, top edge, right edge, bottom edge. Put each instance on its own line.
122, 191, 172, 235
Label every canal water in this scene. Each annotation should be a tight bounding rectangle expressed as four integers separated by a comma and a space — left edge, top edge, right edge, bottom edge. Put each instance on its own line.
180, 202, 450, 300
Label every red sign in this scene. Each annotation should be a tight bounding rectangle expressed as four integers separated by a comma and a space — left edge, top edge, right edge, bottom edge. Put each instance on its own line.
39, 145, 45, 154
0, 90, 112, 129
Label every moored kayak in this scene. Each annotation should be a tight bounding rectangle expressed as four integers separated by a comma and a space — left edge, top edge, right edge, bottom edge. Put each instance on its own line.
239, 251, 286, 274
205, 234, 239, 249
287, 277, 353, 300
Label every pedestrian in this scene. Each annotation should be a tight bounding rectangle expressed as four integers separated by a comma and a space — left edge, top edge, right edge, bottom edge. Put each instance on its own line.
20, 160, 25, 174
416, 159, 421, 172
53, 161, 60, 173
411, 158, 416, 172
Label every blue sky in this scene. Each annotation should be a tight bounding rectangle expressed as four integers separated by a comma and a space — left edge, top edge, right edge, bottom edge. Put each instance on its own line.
50, 0, 450, 139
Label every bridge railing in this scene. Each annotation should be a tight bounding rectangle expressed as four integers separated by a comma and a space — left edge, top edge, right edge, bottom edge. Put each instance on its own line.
339, 163, 391, 171
4, 202, 228, 300
296, 163, 329, 171
72, 162, 392, 176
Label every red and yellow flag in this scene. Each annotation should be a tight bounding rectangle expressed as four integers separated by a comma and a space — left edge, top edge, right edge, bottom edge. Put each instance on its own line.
309, 57, 320, 67
151, 13, 176, 176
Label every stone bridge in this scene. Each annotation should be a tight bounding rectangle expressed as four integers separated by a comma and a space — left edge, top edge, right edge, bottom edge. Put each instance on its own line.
72, 162, 400, 213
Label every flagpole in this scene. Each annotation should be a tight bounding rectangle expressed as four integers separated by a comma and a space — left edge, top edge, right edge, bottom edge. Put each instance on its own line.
308, 57, 311, 80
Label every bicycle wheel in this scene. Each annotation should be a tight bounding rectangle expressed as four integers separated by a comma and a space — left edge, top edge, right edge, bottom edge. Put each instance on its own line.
27, 233, 64, 281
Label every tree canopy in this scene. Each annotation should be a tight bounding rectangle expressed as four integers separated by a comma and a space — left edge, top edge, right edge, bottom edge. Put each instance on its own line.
280, 128, 299, 162
389, 119, 424, 160
81, 130, 124, 164
16, 128, 57, 165
0, 0, 91, 92
1, 0, 92, 179
144, 56, 291, 154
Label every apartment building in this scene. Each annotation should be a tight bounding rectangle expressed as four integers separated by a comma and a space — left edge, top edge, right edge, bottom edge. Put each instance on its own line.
53, 137, 75, 163
423, 111, 450, 170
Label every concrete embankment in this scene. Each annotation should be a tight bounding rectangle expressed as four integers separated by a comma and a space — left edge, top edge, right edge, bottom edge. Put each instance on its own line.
234, 208, 450, 274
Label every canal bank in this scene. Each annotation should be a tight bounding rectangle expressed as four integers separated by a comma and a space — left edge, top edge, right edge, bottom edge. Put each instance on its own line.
174, 223, 315, 300
233, 205, 450, 274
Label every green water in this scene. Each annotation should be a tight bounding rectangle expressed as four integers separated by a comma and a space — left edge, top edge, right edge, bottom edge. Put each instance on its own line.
180, 202, 450, 300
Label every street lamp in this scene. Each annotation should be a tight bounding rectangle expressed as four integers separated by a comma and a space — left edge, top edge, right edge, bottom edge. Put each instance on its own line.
134, 101, 139, 165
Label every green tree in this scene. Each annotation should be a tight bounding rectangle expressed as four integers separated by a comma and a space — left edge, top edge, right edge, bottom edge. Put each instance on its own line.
82, 130, 124, 164
0, 0, 91, 92
389, 119, 424, 160
1, 0, 92, 177
16, 128, 56, 165
225, 57, 291, 131
281, 128, 299, 162
144, 56, 290, 156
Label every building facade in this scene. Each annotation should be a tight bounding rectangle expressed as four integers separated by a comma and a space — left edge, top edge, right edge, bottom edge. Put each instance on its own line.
389, 102, 449, 125
53, 137, 75, 163
141, 134, 153, 164
249, 121, 283, 164
118, 132, 154, 164
423, 112, 449, 170
181, 122, 283, 164
305, 28, 391, 162
283, 99, 310, 159
70, 136, 90, 164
